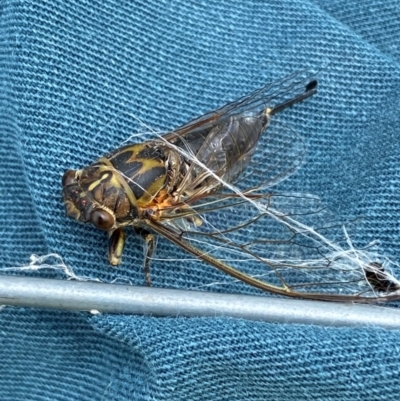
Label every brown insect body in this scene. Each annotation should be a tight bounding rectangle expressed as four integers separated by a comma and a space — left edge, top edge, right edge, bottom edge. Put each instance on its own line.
63, 105, 270, 227
62, 73, 400, 302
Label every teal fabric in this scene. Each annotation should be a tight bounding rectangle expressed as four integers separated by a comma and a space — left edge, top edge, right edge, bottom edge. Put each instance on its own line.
1, 1, 400, 399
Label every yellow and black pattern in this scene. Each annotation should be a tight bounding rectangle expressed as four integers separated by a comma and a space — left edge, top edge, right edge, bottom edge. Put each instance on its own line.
105, 143, 169, 205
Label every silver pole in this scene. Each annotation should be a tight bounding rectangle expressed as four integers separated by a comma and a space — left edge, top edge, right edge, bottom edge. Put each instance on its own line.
0, 275, 399, 329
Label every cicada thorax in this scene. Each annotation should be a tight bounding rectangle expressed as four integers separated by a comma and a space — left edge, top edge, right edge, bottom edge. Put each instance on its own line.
92, 142, 174, 218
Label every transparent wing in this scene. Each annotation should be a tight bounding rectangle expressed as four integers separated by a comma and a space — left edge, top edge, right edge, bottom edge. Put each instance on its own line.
146, 192, 400, 302
141, 70, 400, 302
162, 70, 318, 143
155, 71, 316, 206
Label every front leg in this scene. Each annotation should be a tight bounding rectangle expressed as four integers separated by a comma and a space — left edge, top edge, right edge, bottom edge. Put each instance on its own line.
108, 228, 126, 266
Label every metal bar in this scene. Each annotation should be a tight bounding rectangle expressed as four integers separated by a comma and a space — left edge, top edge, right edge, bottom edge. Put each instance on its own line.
0, 275, 399, 329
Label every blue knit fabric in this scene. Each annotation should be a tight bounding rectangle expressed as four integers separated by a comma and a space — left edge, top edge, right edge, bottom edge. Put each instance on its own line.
1, 1, 400, 400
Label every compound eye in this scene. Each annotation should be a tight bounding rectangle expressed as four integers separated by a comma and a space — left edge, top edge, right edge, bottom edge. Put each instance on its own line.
62, 170, 77, 187
90, 209, 115, 230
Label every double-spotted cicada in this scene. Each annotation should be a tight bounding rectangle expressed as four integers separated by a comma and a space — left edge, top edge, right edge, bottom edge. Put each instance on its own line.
62, 71, 400, 302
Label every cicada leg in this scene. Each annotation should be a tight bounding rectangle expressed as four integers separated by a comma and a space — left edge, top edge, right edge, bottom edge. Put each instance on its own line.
135, 227, 156, 286
108, 228, 126, 266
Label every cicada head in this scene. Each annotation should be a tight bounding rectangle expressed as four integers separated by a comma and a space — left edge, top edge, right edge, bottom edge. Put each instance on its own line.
62, 161, 139, 232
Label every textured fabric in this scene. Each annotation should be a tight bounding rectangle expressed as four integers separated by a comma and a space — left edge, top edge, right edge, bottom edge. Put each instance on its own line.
1, 0, 400, 400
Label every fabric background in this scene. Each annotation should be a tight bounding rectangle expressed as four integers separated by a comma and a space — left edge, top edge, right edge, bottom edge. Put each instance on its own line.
1, 0, 400, 400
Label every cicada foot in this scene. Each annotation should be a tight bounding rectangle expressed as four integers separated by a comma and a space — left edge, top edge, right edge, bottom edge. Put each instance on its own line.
108, 228, 126, 266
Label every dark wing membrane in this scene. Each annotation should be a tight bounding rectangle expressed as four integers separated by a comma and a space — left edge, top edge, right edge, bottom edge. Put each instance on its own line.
162, 70, 317, 143
146, 191, 400, 302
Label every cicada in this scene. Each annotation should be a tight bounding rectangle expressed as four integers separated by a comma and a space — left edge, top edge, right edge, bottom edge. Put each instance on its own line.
62, 71, 400, 302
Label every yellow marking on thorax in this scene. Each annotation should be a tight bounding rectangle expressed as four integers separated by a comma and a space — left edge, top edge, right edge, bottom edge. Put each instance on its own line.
135, 157, 165, 176
123, 144, 144, 164
88, 173, 109, 192
94, 163, 138, 208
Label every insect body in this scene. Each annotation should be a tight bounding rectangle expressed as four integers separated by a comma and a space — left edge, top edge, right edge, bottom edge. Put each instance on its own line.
62, 72, 400, 302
